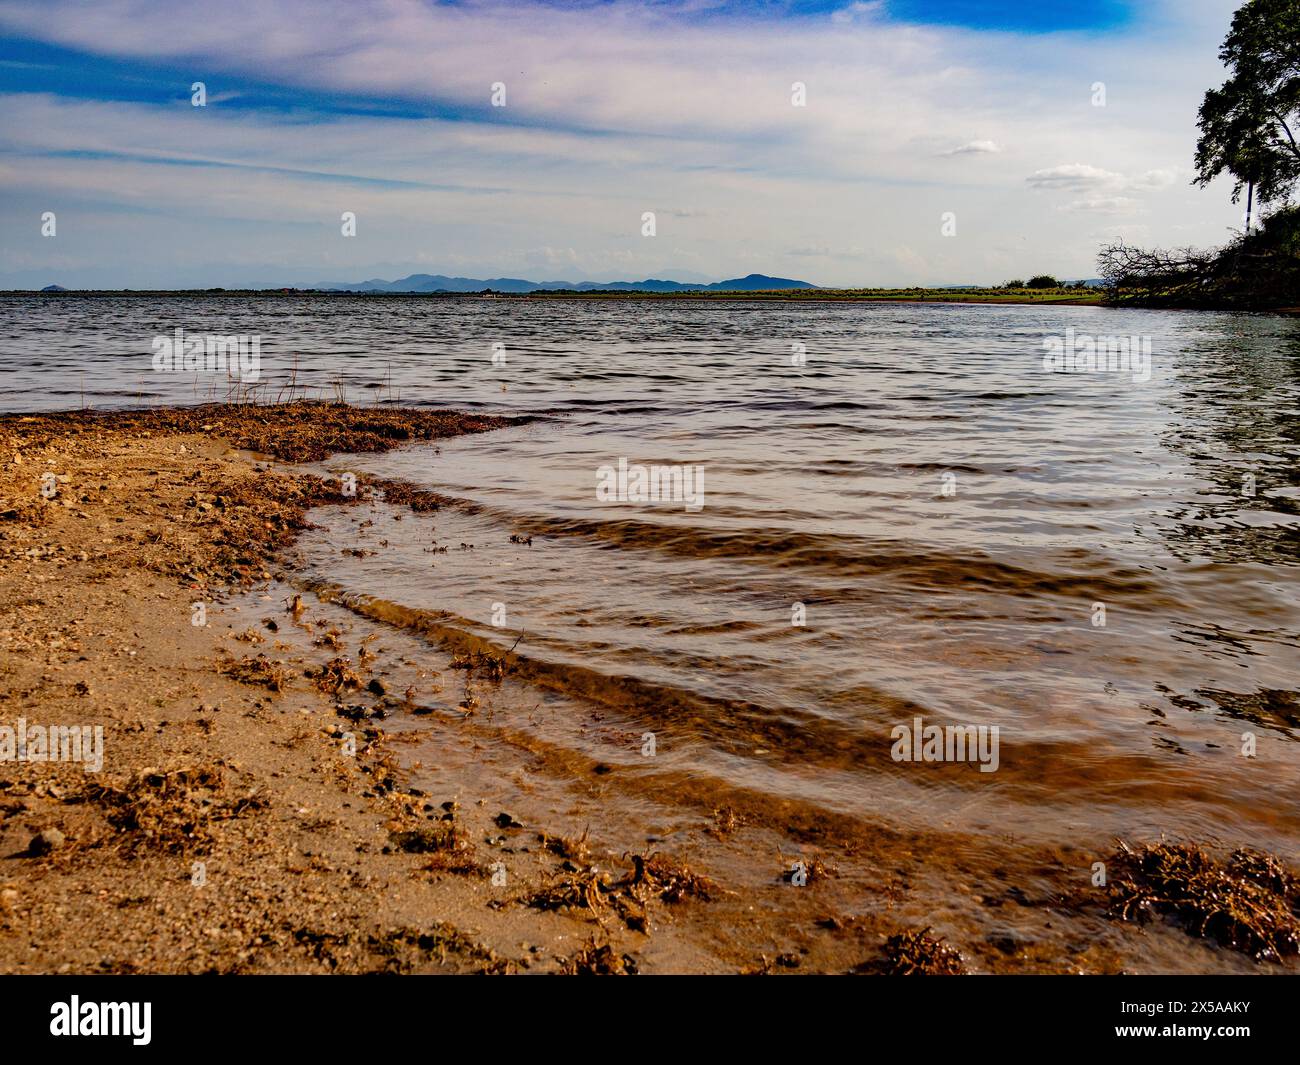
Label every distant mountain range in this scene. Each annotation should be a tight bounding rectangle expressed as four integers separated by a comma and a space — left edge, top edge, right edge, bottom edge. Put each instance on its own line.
320, 272, 817, 293
30, 274, 1107, 293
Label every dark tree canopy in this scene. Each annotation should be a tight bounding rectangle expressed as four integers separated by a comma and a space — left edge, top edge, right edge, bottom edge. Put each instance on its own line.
1194, 0, 1300, 207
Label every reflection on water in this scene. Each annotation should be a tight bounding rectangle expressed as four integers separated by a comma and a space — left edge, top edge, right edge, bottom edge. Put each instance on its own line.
6, 295, 1300, 861
1157, 324, 1300, 566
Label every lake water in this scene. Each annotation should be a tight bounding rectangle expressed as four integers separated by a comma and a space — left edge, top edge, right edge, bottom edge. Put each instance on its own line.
6, 294, 1300, 966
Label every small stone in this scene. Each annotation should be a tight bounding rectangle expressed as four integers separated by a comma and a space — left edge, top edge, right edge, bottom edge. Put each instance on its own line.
29, 828, 65, 856
987, 930, 1032, 955
494, 811, 522, 829
366, 678, 386, 696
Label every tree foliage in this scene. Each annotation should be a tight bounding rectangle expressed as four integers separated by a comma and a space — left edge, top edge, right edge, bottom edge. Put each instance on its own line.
1107, 2, 1300, 307
1194, 0, 1300, 207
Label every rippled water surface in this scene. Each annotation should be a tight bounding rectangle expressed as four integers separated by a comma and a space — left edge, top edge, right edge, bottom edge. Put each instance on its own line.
6, 294, 1300, 861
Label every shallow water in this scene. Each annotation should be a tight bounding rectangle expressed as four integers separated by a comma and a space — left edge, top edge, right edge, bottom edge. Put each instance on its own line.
7, 294, 1300, 872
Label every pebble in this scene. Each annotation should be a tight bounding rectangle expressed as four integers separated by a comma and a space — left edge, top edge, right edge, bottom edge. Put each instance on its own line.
29, 828, 65, 856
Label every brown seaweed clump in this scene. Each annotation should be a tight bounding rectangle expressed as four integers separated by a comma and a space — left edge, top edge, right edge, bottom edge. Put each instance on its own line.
311, 656, 364, 695
368, 478, 450, 513
1107, 841, 1300, 961
862, 927, 967, 976
540, 829, 591, 862
525, 851, 724, 932
221, 652, 291, 692
392, 820, 483, 876
527, 869, 619, 913
449, 648, 513, 682
524, 868, 648, 932
418, 850, 486, 877
561, 937, 638, 975
388, 823, 468, 854
618, 851, 725, 904
781, 853, 838, 884
80, 765, 266, 856
707, 806, 745, 838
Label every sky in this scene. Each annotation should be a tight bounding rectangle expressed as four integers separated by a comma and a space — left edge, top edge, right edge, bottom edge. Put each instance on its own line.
0, 0, 1253, 288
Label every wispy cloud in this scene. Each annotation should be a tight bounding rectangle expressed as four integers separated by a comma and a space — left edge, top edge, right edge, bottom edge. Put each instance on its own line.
1063, 196, 1144, 214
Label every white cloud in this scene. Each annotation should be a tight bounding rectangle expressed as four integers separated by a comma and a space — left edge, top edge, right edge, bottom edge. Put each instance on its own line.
1130, 168, 1181, 190
943, 140, 1003, 156
1026, 164, 1125, 191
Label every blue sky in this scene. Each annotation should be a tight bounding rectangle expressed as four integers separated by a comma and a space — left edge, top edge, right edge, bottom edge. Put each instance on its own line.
0, 0, 1247, 288
885, 0, 1129, 32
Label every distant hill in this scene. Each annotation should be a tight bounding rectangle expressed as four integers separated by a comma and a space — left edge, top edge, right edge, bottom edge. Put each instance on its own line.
40, 284, 67, 292
319, 272, 816, 293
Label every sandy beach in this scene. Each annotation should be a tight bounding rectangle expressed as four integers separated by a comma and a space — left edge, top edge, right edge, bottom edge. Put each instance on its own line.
0, 402, 903, 975
0, 402, 1294, 975
0, 405, 541, 972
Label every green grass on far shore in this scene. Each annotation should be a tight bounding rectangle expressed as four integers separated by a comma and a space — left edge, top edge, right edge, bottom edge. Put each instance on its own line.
522, 286, 1104, 305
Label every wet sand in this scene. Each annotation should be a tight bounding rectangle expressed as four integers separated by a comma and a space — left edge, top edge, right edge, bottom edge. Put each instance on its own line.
0, 402, 1295, 974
